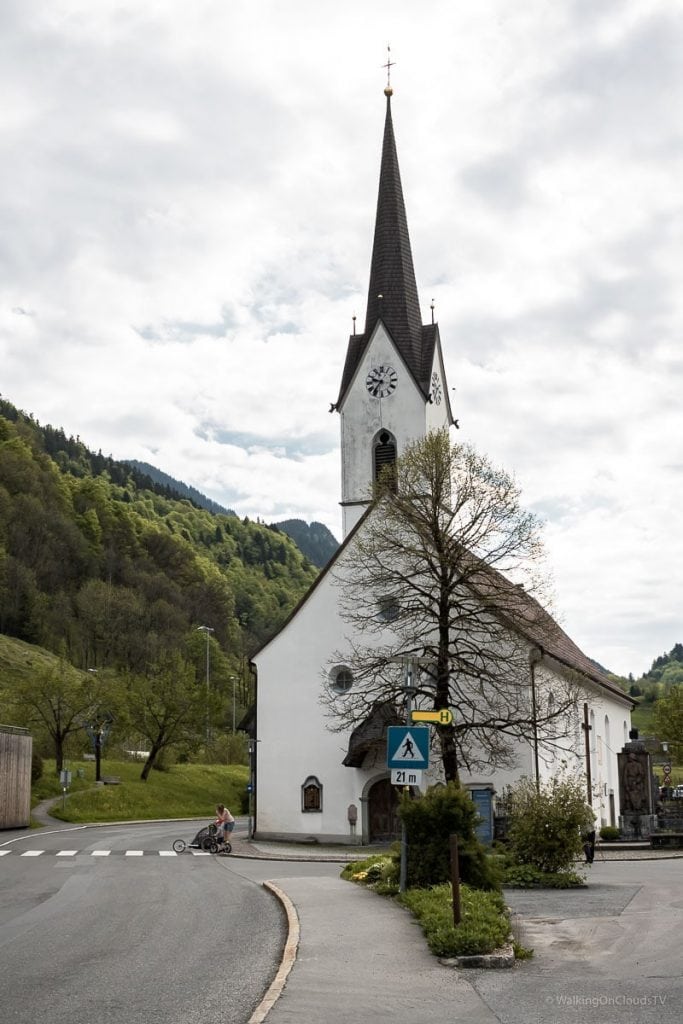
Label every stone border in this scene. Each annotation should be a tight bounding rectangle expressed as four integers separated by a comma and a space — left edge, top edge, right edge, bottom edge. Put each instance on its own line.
247, 881, 301, 1023
440, 941, 515, 969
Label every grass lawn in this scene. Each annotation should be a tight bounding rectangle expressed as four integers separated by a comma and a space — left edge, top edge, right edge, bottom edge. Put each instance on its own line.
34, 759, 249, 823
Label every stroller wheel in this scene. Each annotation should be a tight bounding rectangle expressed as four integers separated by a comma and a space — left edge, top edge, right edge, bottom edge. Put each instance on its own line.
224, 841, 232, 854
202, 836, 218, 853
172, 839, 186, 854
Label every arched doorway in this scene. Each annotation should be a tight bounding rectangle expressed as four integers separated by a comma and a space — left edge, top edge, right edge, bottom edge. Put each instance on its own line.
367, 777, 401, 842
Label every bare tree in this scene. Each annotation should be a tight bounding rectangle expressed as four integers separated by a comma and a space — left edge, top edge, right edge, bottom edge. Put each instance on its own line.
323, 430, 579, 782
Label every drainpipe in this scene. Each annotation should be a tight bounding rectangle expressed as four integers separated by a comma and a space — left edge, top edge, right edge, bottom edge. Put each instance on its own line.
529, 647, 543, 792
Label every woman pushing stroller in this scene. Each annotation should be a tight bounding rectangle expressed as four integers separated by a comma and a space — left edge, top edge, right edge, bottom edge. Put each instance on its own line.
214, 804, 235, 849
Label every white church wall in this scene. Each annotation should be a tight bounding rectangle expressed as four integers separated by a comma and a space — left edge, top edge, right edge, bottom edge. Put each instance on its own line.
580, 685, 630, 828
255, 560, 395, 842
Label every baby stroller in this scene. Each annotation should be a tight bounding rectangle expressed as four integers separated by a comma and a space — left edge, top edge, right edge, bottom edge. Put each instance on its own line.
172, 822, 231, 855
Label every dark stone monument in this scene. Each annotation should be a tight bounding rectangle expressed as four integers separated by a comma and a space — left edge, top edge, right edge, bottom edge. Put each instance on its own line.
618, 729, 655, 838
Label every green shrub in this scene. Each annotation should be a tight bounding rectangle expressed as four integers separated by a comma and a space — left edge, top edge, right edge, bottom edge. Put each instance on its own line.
599, 825, 620, 842
503, 863, 586, 888
398, 782, 500, 890
399, 883, 510, 957
506, 774, 594, 874
503, 863, 544, 887
31, 751, 44, 784
341, 853, 399, 894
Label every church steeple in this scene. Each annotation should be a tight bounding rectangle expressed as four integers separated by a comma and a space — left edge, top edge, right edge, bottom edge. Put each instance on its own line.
363, 92, 423, 373
336, 83, 454, 539
336, 89, 438, 409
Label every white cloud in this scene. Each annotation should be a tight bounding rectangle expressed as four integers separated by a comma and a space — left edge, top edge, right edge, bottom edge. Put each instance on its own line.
1, 0, 681, 677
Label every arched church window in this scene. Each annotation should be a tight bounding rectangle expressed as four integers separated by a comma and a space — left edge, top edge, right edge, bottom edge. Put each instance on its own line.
373, 430, 397, 490
329, 665, 354, 693
301, 776, 322, 812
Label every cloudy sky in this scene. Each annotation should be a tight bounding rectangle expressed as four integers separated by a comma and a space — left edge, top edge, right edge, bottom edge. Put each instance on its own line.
1, 0, 681, 677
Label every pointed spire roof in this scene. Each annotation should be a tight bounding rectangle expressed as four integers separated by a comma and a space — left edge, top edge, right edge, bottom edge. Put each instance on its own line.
336, 90, 437, 409
364, 91, 423, 365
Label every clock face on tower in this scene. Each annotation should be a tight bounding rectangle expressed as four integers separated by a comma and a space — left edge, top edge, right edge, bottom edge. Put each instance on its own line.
431, 371, 442, 405
366, 364, 398, 399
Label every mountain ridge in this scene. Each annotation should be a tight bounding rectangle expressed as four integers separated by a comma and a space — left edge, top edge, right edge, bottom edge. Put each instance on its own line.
125, 460, 339, 568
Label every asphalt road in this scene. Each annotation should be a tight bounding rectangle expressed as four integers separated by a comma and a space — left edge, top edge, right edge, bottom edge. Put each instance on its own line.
0, 821, 285, 1024
470, 857, 683, 1024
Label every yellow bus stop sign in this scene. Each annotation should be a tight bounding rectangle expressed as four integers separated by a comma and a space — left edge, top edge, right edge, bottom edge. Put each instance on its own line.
411, 709, 453, 725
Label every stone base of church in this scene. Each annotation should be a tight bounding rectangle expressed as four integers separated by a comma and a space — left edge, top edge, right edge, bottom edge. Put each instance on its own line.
254, 830, 368, 846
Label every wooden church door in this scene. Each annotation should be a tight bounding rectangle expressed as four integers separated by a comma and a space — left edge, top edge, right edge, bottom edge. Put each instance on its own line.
368, 777, 401, 842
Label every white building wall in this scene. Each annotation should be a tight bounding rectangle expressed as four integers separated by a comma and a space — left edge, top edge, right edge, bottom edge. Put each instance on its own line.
255, 561, 395, 842
582, 687, 630, 827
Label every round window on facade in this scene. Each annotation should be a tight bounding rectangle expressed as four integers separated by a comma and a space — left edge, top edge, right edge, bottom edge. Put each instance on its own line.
378, 596, 400, 622
330, 666, 354, 693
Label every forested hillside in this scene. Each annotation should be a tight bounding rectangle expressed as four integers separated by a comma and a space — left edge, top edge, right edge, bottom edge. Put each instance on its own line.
125, 459, 235, 517
0, 398, 318, 674
270, 519, 339, 568
126, 462, 340, 569
620, 643, 683, 737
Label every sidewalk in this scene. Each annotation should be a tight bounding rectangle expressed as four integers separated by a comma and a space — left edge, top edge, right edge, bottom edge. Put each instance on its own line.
248, 874, 501, 1024
229, 830, 683, 863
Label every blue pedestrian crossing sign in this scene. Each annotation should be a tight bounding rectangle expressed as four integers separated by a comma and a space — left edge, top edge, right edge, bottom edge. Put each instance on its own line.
387, 726, 430, 770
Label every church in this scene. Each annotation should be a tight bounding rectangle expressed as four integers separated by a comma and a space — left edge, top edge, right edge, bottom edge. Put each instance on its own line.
251, 85, 633, 844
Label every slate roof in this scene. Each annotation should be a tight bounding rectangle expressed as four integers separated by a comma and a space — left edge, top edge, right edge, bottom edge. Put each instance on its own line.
336, 95, 437, 408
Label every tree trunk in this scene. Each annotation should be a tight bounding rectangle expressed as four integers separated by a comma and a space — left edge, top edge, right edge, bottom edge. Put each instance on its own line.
438, 723, 459, 783
140, 742, 162, 781
436, 595, 458, 781
55, 735, 65, 774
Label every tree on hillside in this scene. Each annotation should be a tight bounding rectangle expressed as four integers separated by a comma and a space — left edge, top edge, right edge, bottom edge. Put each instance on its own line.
10, 662, 106, 772
122, 653, 208, 780
323, 430, 579, 782
653, 686, 683, 764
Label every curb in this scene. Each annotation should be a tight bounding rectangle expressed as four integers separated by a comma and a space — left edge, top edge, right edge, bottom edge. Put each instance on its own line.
440, 942, 515, 970
248, 881, 300, 1024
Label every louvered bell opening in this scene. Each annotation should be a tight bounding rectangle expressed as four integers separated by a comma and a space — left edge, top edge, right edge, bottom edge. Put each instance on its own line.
374, 431, 397, 491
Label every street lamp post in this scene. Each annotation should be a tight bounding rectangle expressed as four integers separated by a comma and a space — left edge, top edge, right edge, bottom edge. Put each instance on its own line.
196, 626, 214, 745
231, 676, 237, 735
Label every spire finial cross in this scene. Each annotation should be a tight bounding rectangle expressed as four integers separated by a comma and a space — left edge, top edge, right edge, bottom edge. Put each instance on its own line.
383, 45, 395, 95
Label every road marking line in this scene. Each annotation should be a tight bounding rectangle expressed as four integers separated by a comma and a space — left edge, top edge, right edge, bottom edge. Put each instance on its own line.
0, 851, 11, 857
92, 850, 111, 856
21, 850, 44, 857
159, 851, 177, 856
125, 851, 144, 856
56, 851, 78, 856
191, 850, 211, 856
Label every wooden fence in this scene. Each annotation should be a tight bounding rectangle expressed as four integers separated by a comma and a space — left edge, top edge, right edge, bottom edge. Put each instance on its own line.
0, 725, 32, 829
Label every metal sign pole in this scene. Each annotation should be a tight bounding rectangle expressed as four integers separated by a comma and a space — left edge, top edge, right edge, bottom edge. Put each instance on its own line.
399, 660, 414, 894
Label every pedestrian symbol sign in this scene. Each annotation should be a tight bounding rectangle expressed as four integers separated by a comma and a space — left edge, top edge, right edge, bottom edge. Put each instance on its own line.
387, 726, 430, 770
